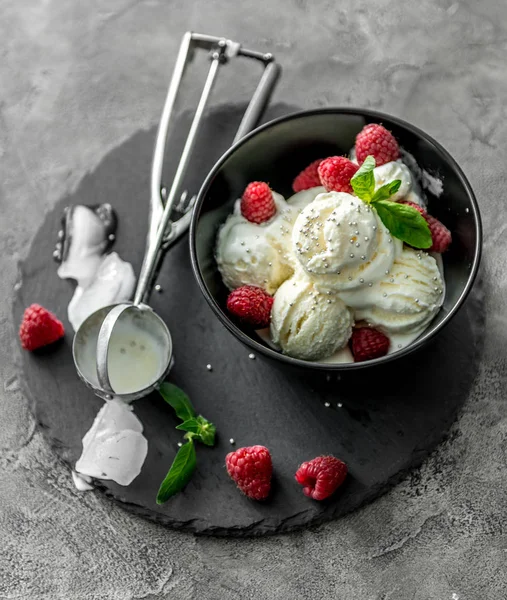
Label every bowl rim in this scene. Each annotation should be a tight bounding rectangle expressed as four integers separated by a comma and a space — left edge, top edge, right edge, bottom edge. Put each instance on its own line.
189, 107, 483, 370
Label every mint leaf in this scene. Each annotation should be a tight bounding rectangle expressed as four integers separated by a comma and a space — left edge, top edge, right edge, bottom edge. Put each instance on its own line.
156, 441, 197, 504
374, 201, 432, 248
176, 415, 217, 446
371, 179, 401, 202
175, 418, 201, 434
195, 415, 216, 447
350, 155, 376, 202
159, 383, 196, 422
176, 416, 216, 446
157, 384, 216, 503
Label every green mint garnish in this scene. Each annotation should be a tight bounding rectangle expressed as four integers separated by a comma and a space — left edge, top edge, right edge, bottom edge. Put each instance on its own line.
156, 440, 197, 504
371, 179, 401, 202
194, 415, 216, 447
350, 155, 376, 202
175, 418, 201, 434
373, 200, 431, 248
159, 382, 196, 421
156, 383, 217, 504
175, 415, 216, 446
349, 154, 431, 248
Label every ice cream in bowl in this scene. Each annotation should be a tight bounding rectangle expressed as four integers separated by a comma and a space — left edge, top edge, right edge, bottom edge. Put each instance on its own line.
190, 109, 481, 369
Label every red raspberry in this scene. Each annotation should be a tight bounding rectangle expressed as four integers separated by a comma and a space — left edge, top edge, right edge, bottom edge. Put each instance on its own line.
318, 157, 359, 193
295, 455, 347, 501
402, 201, 452, 253
426, 215, 452, 253
19, 304, 65, 351
226, 285, 274, 329
240, 181, 276, 224
351, 327, 390, 362
225, 445, 272, 500
355, 124, 400, 166
292, 159, 323, 192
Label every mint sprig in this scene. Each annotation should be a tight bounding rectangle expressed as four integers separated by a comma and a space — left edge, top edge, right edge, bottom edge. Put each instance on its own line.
157, 440, 196, 504
157, 383, 216, 504
371, 179, 401, 202
159, 382, 195, 421
374, 200, 432, 249
350, 155, 376, 202
176, 415, 216, 446
350, 155, 431, 248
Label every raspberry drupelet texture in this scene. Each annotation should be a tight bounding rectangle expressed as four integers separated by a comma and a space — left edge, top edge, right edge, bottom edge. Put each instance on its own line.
240, 181, 277, 224
355, 124, 400, 166
226, 285, 274, 329
225, 445, 272, 500
295, 455, 348, 501
351, 327, 390, 362
292, 159, 323, 192
19, 304, 65, 351
318, 156, 359, 193
402, 201, 452, 253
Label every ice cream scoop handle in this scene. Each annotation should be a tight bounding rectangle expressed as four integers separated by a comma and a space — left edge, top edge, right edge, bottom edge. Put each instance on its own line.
233, 61, 281, 144
147, 32, 193, 257
134, 50, 222, 306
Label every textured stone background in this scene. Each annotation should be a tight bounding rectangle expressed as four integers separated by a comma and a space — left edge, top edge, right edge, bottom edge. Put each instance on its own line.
1, 1, 505, 598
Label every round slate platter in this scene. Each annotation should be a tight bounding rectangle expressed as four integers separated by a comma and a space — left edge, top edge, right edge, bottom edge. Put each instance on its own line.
13, 104, 484, 536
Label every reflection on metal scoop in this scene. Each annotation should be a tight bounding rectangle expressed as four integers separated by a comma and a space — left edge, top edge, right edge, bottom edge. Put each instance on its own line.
72, 31, 280, 401
73, 303, 173, 401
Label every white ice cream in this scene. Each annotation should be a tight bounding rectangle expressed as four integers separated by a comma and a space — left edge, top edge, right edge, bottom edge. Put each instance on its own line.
66, 253, 135, 332
339, 247, 444, 333
351, 149, 426, 206
216, 150, 448, 363
256, 324, 354, 363
287, 186, 326, 210
270, 274, 353, 361
373, 160, 413, 202
292, 191, 403, 292
216, 193, 298, 294
58, 205, 135, 331
74, 397, 148, 488
57, 205, 110, 286
72, 471, 94, 491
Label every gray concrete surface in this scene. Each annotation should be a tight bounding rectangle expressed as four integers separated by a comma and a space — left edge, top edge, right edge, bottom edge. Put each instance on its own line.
0, 1, 505, 598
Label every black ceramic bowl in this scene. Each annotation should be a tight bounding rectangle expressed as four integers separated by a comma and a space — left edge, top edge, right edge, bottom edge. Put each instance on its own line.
189, 108, 482, 370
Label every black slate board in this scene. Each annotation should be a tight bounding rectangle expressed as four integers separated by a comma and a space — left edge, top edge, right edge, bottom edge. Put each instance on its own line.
13, 104, 484, 536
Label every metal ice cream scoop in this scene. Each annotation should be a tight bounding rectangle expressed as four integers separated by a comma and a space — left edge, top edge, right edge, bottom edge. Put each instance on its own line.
72, 32, 280, 401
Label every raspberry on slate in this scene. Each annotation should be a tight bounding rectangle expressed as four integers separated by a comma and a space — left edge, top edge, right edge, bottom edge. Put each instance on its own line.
226, 285, 274, 329
19, 304, 65, 351
292, 159, 323, 193
318, 156, 359, 193
295, 455, 348, 501
240, 181, 276, 224
225, 445, 272, 500
355, 123, 400, 166
351, 326, 390, 362
402, 201, 452, 253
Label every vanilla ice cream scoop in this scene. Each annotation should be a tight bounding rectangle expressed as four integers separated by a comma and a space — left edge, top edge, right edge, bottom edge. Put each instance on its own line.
270, 274, 353, 361
340, 247, 444, 333
286, 186, 326, 210
292, 191, 402, 291
373, 160, 413, 201
373, 160, 427, 207
216, 192, 297, 294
